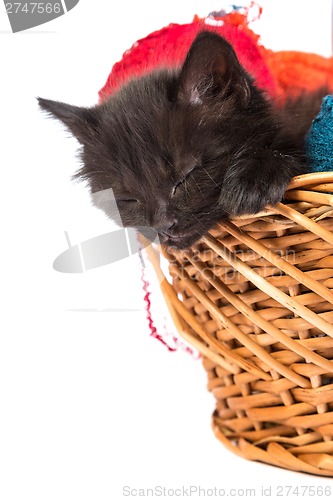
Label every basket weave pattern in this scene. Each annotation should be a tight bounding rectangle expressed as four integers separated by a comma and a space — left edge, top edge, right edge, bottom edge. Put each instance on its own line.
147, 173, 333, 476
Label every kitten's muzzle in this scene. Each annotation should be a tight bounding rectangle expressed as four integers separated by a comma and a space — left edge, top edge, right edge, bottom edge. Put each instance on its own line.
154, 220, 178, 236
154, 219, 203, 248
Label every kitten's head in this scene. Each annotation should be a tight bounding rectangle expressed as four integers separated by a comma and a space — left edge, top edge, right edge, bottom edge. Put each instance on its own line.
38, 31, 287, 249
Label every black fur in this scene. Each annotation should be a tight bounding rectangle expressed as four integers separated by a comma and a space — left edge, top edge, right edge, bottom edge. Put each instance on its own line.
38, 31, 326, 249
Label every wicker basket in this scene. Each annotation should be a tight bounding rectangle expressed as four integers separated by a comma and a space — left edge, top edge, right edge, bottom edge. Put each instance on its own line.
144, 172, 333, 476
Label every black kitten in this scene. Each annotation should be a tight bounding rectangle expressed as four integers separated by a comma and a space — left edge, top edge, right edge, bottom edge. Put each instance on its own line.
38, 31, 324, 249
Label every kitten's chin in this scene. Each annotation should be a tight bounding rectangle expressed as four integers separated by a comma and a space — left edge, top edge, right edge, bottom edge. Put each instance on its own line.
158, 232, 202, 249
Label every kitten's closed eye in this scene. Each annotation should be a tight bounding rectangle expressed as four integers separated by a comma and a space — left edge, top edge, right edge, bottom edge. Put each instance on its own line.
117, 198, 140, 204
172, 165, 197, 197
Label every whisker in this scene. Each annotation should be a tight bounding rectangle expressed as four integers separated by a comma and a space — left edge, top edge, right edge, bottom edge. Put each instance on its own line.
202, 166, 220, 188
192, 176, 204, 196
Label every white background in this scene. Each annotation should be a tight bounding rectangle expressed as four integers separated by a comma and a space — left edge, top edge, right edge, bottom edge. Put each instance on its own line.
1, 1, 333, 499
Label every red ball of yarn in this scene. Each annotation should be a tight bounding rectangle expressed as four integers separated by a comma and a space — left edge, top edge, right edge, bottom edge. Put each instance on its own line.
98, 14, 277, 101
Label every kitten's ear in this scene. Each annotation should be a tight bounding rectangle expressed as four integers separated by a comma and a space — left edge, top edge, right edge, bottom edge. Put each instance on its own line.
177, 31, 250, 105
37, 97, 100, 144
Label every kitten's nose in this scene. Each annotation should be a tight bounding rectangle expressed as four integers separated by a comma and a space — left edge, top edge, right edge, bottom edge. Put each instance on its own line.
155, 220, 178, 235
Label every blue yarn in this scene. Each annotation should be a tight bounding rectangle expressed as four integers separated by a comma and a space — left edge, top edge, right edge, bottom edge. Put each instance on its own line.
305, 95, 333, 172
